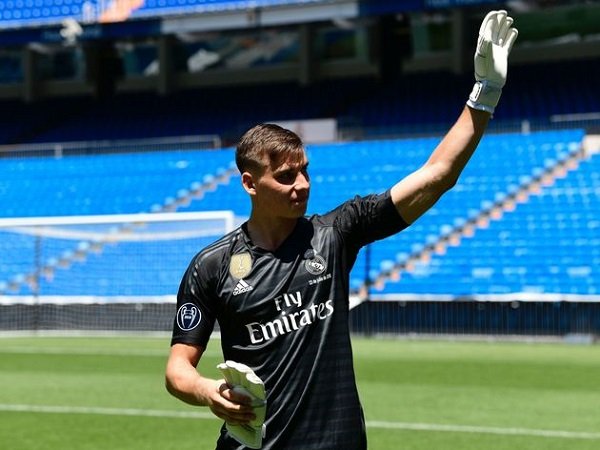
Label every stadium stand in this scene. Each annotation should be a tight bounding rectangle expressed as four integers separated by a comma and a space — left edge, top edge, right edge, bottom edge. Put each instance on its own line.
0, 147, 234, 217
1, 128, 593, 303
132, 0, 327, 19
0, 58, 598, 147
0, 0, 330, 29
20, 81, 341, 144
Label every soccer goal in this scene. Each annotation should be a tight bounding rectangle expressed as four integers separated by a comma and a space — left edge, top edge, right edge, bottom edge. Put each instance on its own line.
0, 211, 235, 333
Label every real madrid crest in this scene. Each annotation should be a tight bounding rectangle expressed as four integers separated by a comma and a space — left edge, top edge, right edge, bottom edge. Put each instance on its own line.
304, 251, 327, 275
230, 252, 252, 279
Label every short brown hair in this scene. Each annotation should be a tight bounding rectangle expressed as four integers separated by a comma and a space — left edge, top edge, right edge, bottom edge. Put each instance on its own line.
236, 124, 305, 174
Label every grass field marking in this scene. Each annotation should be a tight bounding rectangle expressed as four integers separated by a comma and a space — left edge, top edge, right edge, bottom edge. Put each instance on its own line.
0, 347, 170, 357
0, 404, 214, 420
366, 420, 600, 440
2, 404, 599, 440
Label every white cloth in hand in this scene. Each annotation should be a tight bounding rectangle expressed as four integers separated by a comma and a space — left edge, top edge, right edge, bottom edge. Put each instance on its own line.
217, 360, 266, 449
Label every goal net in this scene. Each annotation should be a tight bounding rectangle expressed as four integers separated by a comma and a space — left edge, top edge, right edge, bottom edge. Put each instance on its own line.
0, 211, 235, 333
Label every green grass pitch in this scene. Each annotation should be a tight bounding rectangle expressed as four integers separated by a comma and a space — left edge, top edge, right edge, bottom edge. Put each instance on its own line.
0, 336, 599, 450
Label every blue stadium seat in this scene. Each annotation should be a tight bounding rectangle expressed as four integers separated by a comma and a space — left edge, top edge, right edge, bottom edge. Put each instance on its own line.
2, 129, 597, 299
0, 0, 324, 28
372, 131, 596, 297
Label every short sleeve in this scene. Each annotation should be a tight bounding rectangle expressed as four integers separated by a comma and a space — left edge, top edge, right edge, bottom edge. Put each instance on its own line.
324, 190, 408, 249
170, 254, 218, 348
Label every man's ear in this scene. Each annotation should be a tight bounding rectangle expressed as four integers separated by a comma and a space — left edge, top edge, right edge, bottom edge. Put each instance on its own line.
241, 172, 256, 195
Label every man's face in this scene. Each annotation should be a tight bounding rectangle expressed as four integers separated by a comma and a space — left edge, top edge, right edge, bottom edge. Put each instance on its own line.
251, 153, 310, 220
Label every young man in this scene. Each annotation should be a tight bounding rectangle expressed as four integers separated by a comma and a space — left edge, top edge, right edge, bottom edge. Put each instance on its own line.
166, 10, 518, 450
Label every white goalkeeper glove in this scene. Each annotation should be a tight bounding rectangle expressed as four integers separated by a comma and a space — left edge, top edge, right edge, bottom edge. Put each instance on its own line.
467, 10, 518, 115
217, 360, 266, 449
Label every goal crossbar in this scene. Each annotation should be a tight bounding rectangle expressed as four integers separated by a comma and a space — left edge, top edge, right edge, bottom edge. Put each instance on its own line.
0, 211, 235, 229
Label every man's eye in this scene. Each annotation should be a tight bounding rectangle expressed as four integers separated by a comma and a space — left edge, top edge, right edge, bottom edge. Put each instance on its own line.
277, 173, 295, 183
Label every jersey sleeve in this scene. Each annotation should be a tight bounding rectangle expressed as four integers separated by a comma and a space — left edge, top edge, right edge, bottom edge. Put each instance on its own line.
170, 253, 218, 348
325, 189, 409, 250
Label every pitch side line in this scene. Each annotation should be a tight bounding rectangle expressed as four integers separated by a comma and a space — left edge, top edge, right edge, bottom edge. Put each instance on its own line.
1, 404, 599, 440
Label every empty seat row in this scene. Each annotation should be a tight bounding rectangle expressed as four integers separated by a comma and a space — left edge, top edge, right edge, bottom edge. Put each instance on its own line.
2, 129, 595, 299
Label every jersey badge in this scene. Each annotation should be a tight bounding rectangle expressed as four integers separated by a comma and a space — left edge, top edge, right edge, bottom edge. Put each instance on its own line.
176, 303, 202, 331
304, 250, 327, 275
230, 252, 252, 279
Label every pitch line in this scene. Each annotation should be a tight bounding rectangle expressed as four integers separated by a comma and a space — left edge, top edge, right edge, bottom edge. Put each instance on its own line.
0, 404, 214, 420
367, 420, 600, 440
0, 346, 169, 357
1, 404, 599, 440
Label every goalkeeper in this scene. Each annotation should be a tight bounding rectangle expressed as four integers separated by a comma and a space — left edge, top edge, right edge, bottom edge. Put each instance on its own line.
166, 10, 517, 450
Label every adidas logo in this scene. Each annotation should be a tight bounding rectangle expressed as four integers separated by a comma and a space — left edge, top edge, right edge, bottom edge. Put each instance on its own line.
233, 279, 254, 296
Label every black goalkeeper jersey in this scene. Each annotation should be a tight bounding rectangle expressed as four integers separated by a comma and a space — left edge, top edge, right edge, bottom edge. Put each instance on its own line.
172, 191, 408, 450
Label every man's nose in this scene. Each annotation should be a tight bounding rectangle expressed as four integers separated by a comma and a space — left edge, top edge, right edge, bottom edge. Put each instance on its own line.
295, 172, 310, 190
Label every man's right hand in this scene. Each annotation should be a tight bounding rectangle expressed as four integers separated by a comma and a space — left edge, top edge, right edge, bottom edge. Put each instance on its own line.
207, 379, 257, 425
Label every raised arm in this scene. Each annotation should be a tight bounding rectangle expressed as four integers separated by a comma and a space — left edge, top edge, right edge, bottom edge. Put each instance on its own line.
392, 10, 518, 224
391, 107, 489, 223
165, 343, 255, 425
